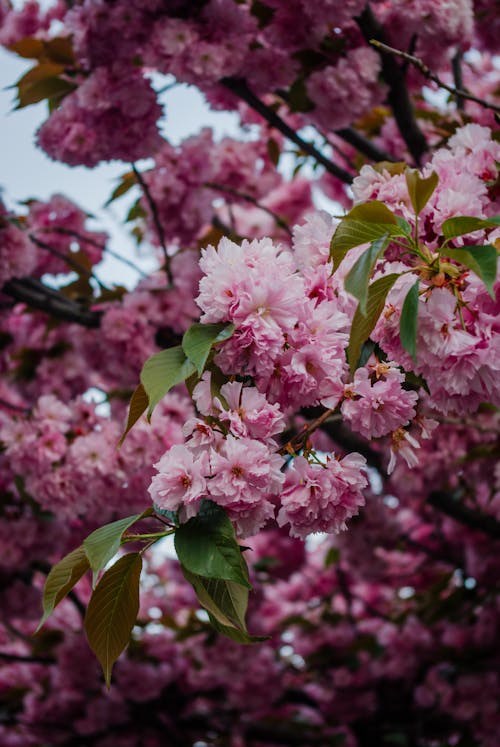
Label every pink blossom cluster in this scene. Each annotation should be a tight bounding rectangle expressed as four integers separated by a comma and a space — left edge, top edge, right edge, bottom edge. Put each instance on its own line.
0, 202, 37, 287
139, 128, 293, 246
37, 65, 163, 167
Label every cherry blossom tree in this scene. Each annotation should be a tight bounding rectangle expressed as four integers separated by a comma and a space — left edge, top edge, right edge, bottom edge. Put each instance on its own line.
0, 1, 499, 745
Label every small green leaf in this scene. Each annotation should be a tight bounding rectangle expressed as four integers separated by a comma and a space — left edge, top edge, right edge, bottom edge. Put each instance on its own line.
140, 346, 196, 420
182, 323, 235, 376
15, 76, 76, 109
344, 234, 389, 314
8, 37, 45, 59
174, 501, 251, 588
445, 244, 498, 299
441, 215, 500, 240
405, 169, 439, 215
85, 552, 142, 687
105, 172, 136, 206
330, 201, 402, 271
347, 273, 400, 375
181, 567, 249, 631
83, 510, 152, 584
399, 280, 419, 362
119, 383, 148, 445
37, 546, 89, 631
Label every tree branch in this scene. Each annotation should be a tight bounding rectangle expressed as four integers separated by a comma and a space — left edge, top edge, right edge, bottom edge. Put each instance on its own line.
371, 40, 500, 115
2, 277, 102, 328
356, 5, 428, 165
336, 127, 397, 163
131, 163, 173, 285
205, 182, 292, 236
221, 77, 354, 184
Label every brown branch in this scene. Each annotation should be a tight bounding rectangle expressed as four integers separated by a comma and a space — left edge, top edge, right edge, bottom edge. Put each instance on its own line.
371, 40, 500, 115
2, 277, 102, 328
279, 409, 341, 455
451, 50, 465, 111
0, 397, 30, 414
221, 77, 354, 184
356, 5, 428, 165
131, 163, 173, 285
205, 182, 293, 236
429, 490, 500, 540
335, 127, 397, 163
0, 652, 55, 664
46, 227, 149, 279
29, 233, 105, 287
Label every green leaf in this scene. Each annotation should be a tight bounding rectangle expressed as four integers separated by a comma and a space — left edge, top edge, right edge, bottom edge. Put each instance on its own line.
441, 215, 500, 240
399, 280, 419, 362
405, 169, 438, 215
119, 383, 148, 445
83, 509, 152, 584
182, 323, 235, 376
36, 546, 90, 631
174, 501, 251, 588
15, 76, 76, 109
347, 273, 400, 375
207, 613, 268, 643
445, 244, 498, 299
181, 567, 249, 631
330, 201, 402, 271
140, 346, 196, 420
344, 234, 389, 314
85, 552, 142, 687
105, 172, 136, 206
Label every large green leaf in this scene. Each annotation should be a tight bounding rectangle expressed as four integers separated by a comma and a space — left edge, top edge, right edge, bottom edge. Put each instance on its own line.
344, 234, 389, 314
174, 501, 251, 588
83, 510, 152, 584
330, 201, 402, 271
405, 169, 438, 215
182, 322, 235, 376
119, 383, 149, 445
36, 545, 89, 631
399, 280, 419, 362
441, 215, 500, 241
446, 244, 498, 299
182, 567, 249, 632
85, 552, 142, 687
347, 273, 400, 375
140, 346, 196, 420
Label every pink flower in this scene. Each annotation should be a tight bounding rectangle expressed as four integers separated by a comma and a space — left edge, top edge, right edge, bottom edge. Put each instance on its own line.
149, 444, 207, 512
277, 453, 367, 538
341, 364, 418, 439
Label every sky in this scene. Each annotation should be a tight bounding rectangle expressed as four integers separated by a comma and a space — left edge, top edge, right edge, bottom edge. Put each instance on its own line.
0, 46, 242, 285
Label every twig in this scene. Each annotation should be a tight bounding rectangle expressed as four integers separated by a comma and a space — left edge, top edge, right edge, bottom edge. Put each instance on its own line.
47, 227, 149, 279
357, 6, 428, 164
370, 40, 500, 115
221, 77, 353, 184
279, 410, 341, 455
335, 127, 396, 163
451, 50, 465, 111
2, 277, 102, 328
131, 164, 173, 285
0, 652, 55, 664
205, 182, 293, 236
0, 397, 30, 414
29, 233, 105, 288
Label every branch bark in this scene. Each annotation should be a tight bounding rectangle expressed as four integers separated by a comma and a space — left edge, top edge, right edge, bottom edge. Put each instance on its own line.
222, 77, 354, 184
356, 5, 428, 165
429, 490, 500, 540
2, 277, 102, 328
